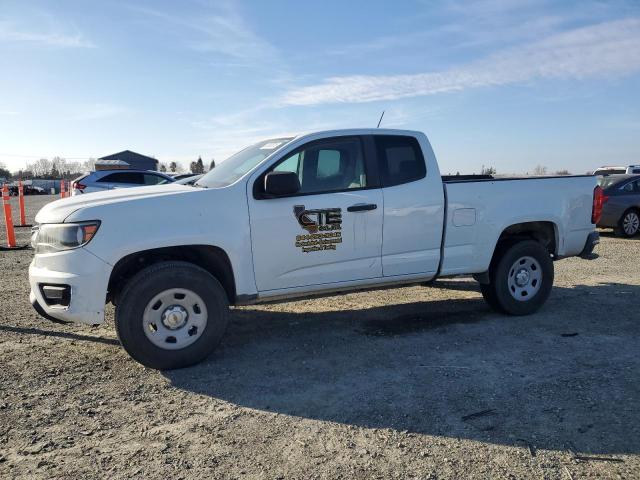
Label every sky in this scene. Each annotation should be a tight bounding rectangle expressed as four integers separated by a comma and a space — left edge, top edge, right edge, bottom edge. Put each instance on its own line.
1, 0, 639, 175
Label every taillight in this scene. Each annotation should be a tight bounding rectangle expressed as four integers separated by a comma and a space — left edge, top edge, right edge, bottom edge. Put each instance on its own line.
591, 186, 607, 224
73, 181, 86, 192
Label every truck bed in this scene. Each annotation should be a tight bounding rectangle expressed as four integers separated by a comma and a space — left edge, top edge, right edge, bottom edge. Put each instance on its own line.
440, 174, 597, 275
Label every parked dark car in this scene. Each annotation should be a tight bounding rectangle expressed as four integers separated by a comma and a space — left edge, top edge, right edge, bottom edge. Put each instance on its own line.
597, 174, 640, 237
7, 185, 46, 196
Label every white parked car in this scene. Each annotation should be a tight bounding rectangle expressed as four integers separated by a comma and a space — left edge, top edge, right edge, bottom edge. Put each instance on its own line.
71, 169, 175, 195
30, 129, 601, 369
593, 165, 640, 175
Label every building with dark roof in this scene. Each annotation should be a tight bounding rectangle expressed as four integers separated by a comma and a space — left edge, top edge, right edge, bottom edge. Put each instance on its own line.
98, 150, 158, 171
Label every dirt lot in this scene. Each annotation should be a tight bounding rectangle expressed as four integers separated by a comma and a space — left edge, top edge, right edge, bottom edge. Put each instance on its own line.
1, 194, 639, 479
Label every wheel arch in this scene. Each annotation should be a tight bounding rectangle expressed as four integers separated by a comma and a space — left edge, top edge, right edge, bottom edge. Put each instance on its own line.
621, 206, 640, 218
476, 221, 558, 281
495, 221, 558, 256
108, 245, 236, 305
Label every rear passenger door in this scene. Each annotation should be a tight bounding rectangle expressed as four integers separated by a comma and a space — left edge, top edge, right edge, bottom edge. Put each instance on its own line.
375, 135, 445, 277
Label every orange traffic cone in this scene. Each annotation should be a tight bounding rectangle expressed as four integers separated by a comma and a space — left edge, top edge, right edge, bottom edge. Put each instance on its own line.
1, 184, 16, 248
60, 179, 66, 198
1, 184, 29, 251
15, 180, 31, 228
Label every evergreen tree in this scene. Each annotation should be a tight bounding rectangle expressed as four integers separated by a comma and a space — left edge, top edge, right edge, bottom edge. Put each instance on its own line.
194, 156, 205, 174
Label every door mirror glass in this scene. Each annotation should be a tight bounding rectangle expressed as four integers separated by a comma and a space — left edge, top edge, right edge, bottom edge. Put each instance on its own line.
264, 171, 300, 196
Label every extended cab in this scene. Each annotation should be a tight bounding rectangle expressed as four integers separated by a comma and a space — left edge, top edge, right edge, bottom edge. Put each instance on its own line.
29, 129, 601, 369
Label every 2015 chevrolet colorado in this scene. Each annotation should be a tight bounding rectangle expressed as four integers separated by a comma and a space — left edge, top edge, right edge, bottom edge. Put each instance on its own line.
29, 129, 601, 369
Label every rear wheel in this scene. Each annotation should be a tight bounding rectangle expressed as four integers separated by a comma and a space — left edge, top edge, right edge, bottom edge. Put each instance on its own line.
482, 240, 554, 315
115, 261, 229, 370
620, 209, 640, 237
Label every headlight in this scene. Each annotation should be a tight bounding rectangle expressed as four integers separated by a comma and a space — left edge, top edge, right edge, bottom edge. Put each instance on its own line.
33, 221, 100, 254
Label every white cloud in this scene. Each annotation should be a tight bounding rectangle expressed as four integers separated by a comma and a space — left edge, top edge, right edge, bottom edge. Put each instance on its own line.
187, 106, 296, 161
328, 1, 563, 57
186, 103, 388, 162
130, 3, 279, 67
282, 18, 640, 106
0, 19, 94, 48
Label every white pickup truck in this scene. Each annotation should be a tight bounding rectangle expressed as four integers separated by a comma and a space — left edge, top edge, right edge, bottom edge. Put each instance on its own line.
29, 129, 601, 369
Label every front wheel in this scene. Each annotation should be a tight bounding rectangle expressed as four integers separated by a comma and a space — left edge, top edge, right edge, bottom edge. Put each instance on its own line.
115, 261, 230, 370
482, 240, 554, 315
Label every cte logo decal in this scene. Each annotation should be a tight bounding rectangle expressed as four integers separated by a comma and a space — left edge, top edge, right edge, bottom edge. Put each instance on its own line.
293, 205, 341, 233
293, 205, 343, 253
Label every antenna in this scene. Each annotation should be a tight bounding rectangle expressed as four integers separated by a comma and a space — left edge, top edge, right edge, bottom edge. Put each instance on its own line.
376, 110, 385, 128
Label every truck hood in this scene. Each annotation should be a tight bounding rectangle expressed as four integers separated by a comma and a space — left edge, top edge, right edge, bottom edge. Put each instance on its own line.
35, 184, 195, 223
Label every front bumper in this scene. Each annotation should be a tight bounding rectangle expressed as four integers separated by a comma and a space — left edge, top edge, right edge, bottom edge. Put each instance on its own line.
579, 231, 600, 259
30, 291, 71, 324
29, 247, 111, 325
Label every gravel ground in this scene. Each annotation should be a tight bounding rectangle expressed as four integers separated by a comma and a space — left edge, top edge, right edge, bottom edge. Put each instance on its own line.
1, 194, 639, 479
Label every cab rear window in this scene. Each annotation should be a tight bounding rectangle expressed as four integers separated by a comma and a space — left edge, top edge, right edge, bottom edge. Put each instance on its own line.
375, 135, 426, 187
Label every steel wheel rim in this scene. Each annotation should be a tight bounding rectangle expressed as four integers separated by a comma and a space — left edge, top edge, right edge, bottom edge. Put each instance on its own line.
142, 288, 208, 350
507, 256, 542, 302
623, 212, 639, 235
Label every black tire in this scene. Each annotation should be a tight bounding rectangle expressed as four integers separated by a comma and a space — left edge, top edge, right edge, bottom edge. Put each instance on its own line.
482, 240, 554, 316
619, 209, 640, 238
115, 261, 229, 370
480, 282, 504, 313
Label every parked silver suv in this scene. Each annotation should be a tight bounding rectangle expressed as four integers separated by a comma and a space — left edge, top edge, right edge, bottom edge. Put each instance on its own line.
71, 170, 174, 195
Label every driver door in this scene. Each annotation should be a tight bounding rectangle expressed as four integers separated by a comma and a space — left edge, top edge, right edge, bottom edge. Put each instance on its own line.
248, 136, 383, 292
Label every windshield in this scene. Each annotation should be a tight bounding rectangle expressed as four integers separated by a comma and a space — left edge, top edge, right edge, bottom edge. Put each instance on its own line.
196, 137, 293, 188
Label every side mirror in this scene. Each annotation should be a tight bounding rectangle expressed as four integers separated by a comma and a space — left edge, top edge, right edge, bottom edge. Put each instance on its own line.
264, 171, 300, 196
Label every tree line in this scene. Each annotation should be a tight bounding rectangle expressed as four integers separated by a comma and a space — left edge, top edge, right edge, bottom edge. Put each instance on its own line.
0, 157, 96, 180
158, 157, 215, 174
0, 156, 216, 181
479, 165, 574, 176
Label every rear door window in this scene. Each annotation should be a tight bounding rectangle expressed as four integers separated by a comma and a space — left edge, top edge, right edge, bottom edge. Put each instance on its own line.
143, 173, 169, 185
99, 172, 144, 184
375, 135, 426, 187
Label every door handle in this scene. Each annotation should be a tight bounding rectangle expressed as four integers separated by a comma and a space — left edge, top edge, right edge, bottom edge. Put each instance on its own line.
347, 203, 377, 212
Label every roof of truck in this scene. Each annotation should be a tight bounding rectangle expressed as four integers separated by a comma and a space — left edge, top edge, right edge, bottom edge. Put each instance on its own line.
294, 128, 423, 138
